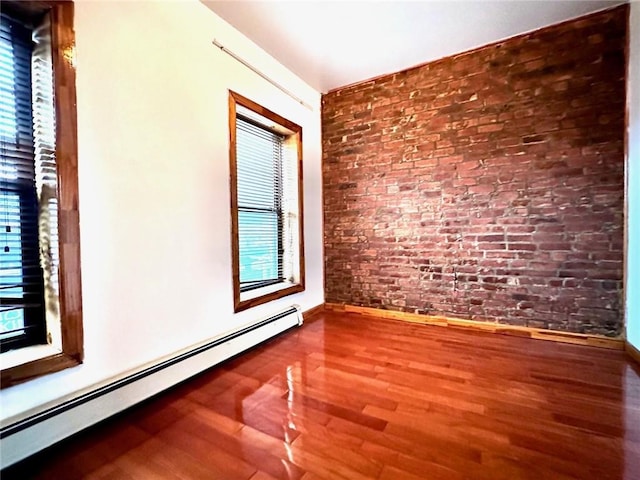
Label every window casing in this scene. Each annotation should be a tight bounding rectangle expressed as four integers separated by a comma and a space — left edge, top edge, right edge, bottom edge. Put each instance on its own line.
229, 91, 304, 312
0, 1, 82, 387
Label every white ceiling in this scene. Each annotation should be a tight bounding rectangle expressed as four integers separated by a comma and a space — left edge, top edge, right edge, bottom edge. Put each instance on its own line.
203, 0, 623, 93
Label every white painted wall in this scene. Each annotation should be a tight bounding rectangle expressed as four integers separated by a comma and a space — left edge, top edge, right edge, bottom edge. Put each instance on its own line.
627, 2, 640, 351
0, 0, 323, 426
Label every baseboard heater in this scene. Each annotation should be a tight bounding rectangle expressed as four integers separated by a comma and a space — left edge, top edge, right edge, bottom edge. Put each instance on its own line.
1, 305, 303, 468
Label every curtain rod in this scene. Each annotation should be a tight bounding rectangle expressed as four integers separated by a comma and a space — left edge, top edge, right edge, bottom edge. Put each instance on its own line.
212, 39, 313, 111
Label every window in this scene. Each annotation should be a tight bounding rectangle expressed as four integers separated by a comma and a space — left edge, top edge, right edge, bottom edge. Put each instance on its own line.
0, 1, 82, 387
0, 14, 46, 352
229, 91, 304, 312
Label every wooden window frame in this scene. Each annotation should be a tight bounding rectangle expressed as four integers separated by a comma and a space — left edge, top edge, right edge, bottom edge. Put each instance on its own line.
229, 91, 305, 312
1, 0, 83, 387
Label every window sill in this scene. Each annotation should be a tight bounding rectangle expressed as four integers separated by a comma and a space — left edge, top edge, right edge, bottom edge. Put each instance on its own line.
241, 281, 295, 301
1, 344, 61, 370
1, 345, 82, 387
235, 281, 304, 312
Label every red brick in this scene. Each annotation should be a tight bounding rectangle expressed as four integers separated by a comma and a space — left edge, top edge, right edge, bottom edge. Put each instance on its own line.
321, 6, 626, 336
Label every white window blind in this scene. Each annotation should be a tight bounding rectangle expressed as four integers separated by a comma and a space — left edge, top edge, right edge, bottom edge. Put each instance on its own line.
236, 116, 285, 291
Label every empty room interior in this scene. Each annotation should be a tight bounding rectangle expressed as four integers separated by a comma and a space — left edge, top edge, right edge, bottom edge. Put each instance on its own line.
0, 0, 639, 478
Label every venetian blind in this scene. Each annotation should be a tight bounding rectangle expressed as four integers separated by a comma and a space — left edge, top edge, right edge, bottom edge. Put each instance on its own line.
33, 13, 60, 334
0, 12, 46, 350
236, 116, 285, 291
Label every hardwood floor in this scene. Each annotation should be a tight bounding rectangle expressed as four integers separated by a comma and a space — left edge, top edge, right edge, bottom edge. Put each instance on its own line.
4, 311, 640, 479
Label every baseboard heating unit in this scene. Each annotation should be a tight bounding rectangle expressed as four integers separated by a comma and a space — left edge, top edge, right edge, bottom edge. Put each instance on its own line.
0, 305, 304, 467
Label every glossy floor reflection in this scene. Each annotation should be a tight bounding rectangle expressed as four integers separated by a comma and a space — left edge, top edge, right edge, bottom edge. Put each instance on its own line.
5, 311, 640, 479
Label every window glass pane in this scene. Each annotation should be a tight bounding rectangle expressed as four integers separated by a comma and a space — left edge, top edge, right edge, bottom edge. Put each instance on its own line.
1, 12, 45, 351
0, 32, 18, 140
236, 116, 284, 292
0, 309, 24, 338
236, 123, 278, 209
0, 190, 24, 339
238, 209, 279, 284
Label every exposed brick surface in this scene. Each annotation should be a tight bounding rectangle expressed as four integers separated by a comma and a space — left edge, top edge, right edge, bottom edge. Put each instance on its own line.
321, 6, 627, 336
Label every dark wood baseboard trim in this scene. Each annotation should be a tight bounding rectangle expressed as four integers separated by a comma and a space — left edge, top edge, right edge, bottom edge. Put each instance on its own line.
625, 341, 640, 365
302, 303, 325, 319
325, 303, 624, 350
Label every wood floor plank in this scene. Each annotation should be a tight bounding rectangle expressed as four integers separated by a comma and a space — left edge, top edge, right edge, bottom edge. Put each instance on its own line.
3, 311, 639, 480
171, 413, 305, 480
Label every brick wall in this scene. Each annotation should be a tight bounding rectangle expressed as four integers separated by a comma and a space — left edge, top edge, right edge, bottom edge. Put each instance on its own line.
321, 6, 627, 336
